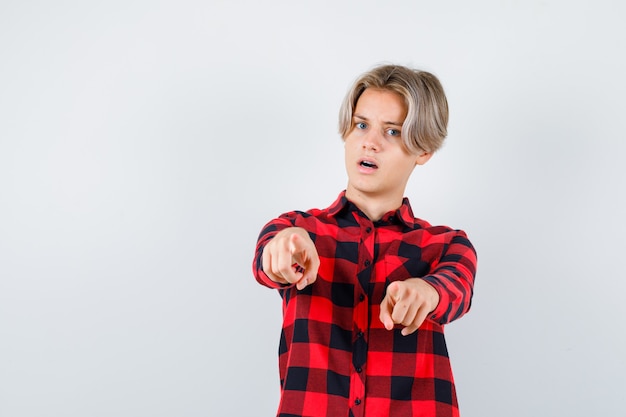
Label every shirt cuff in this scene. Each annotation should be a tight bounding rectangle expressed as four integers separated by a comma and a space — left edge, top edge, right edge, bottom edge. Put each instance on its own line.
421, 276, 450, 323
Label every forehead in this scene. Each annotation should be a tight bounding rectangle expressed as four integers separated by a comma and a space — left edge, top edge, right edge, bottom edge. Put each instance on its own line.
354, 88, 407, 121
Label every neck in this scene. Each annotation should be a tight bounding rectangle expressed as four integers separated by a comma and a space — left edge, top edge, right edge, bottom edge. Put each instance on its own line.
345, 189, 403, 221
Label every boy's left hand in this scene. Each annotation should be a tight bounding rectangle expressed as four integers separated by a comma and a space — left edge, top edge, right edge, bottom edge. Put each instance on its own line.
379, 278, 440, 336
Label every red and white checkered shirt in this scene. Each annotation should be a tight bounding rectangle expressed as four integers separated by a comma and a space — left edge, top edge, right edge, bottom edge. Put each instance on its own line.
253, 191, 477, 417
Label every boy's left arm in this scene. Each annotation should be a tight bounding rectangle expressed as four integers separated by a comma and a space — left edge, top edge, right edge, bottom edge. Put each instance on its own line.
379, 230, 477, 334
420, 230, 477, 325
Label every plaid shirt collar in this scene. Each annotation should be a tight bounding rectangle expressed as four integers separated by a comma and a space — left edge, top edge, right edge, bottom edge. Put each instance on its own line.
327, 190, 416, 228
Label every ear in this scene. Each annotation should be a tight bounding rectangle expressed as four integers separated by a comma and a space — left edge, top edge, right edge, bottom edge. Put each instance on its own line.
415, 151, 432, 166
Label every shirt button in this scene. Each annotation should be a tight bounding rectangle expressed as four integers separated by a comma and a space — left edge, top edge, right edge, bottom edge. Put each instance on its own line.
355, 399, 361, 405
356, 367, 362, 373
364, 260, 371, 267
359, 294, 365, 302
357, 331, 364, 338
365, 227, 372, 233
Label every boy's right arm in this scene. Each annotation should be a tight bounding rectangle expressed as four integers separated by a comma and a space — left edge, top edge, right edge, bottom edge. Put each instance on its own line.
254, 225, 320, 291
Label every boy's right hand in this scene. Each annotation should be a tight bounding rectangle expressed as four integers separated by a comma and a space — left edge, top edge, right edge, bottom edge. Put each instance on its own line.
261, 227, 320, 290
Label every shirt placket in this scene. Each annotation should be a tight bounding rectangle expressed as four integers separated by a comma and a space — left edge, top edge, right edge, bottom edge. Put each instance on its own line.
350, 217, 375, 417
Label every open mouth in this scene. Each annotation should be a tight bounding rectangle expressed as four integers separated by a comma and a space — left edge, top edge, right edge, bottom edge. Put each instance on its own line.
360, 160, 378, 169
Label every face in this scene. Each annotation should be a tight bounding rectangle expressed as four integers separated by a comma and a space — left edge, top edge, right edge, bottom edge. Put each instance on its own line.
344, 88, 431, 204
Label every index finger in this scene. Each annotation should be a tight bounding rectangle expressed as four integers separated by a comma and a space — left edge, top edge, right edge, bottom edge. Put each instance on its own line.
379, 291, 396, 330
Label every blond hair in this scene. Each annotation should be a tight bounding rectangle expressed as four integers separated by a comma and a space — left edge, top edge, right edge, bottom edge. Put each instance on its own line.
338, 64, 449, 154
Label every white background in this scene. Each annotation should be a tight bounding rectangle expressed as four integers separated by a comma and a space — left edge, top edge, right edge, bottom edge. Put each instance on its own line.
1, 1, 625, 416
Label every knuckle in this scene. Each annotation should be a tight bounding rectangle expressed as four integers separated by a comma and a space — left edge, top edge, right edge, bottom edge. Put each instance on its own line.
278, 266, 292, 279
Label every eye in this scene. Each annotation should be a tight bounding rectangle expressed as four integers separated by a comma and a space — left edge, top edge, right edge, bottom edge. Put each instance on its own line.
386, 128, 401, 137
355, 122, 367, 130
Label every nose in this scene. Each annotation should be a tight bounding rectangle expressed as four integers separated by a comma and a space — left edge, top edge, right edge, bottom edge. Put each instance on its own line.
362, 130, 382, 152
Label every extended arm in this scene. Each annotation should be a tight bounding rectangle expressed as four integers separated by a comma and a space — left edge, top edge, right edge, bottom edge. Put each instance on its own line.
379, 231, 477, 334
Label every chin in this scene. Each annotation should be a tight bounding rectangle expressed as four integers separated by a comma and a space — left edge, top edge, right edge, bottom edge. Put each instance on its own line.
351, 185, 382, 196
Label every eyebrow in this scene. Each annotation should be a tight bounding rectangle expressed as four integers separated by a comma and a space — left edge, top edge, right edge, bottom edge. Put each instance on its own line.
353, 113, 403, 127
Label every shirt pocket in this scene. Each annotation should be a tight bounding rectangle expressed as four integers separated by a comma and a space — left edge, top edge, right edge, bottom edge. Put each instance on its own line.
384, 257, 411, 284
384, 255, 431, 283
374, 257, 430, 304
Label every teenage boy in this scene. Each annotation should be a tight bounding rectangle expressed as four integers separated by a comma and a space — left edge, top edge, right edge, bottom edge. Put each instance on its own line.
253, 64, 477, 417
